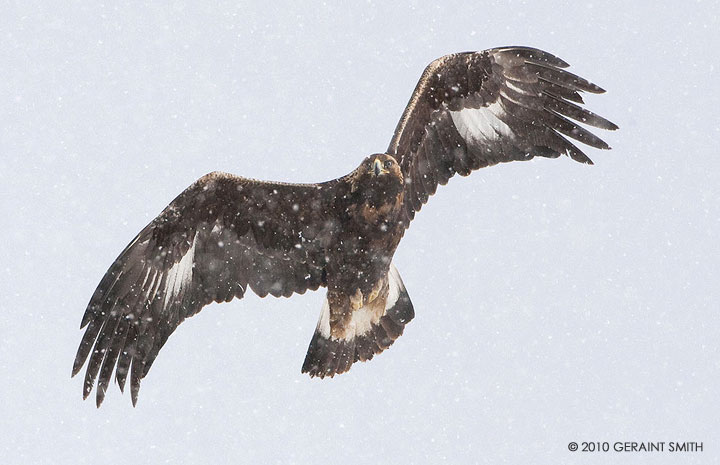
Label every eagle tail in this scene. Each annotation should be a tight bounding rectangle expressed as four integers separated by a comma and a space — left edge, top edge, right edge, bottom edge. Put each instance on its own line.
301, 264, 414, 378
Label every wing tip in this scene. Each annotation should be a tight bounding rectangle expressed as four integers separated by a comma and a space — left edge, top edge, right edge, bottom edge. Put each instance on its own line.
586, 83, 607, 94
82, 381, 92, 401
596, 120, 619, 131
131, 378, 140, 407
493, 46, 571, 68
96, 388, 106, 408
71, 360, 83, 378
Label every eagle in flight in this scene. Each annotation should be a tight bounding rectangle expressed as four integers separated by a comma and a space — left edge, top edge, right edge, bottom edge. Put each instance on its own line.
73, 47, 617, 406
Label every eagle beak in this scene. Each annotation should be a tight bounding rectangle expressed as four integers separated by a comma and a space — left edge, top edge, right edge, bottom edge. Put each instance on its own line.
372, 159, 387, 176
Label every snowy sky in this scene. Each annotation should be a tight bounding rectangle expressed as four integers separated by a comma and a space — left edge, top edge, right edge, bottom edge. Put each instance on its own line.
2, 1, 719, 464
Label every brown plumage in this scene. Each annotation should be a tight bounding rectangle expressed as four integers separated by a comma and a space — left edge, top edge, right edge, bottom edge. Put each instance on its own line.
73, 46, 617, 406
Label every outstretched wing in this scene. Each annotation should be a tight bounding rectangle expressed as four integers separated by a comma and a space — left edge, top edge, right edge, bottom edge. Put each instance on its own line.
73, 171, 339, 406
388, 46, 618, 225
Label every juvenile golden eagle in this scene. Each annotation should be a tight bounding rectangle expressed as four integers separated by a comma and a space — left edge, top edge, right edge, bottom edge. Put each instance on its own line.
73, 47, 617, 406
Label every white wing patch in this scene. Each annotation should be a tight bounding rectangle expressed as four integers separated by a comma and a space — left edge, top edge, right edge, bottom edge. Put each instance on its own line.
163, 235, 198, 308
450, 101, 514, 143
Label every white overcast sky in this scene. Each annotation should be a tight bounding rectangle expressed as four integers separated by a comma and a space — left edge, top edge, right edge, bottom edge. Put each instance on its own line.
2, 1, 718, 464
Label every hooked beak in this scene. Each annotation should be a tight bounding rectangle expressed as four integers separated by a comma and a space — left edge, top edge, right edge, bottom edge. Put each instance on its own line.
372, 159, 387, 176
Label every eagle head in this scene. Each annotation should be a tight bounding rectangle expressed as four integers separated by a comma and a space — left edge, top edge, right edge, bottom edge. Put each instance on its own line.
348, 154, 404, 221
353, 154, 404, 196
362, 153, 402, 180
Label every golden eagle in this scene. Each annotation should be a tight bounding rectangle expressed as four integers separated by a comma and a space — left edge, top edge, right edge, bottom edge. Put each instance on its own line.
73, 47, 617, 406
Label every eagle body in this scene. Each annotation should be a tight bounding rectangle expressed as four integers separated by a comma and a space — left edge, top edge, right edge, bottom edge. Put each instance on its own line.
304, 154, 411, 376
73, 47, 617, 406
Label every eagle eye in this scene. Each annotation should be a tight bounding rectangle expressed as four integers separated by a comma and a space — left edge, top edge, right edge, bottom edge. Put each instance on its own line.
383, 160, 393, 169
